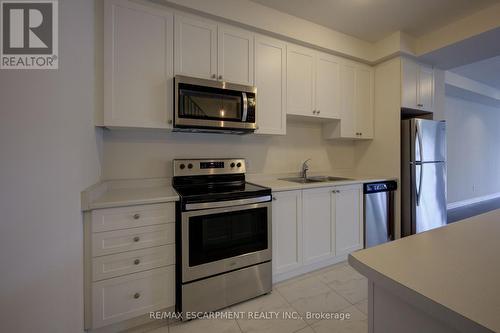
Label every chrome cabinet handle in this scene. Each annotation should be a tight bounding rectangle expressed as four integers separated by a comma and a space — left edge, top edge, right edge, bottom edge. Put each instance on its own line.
312, 110, 316, 114
167, 119, 173, 125
134, 259, 140, 265
211, 74, 216, 79
317, 110, 320, 114
218, 75, 223, 80
133, 236, 140, 242
417, 103, 424, 107
133, 213, 140, 220
134, 293, 140, 299
272, 196, 277, 201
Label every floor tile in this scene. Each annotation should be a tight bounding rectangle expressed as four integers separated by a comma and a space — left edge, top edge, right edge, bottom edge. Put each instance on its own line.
276, 275, 331, 304
231, 291, 289, 313
289, 290, 351, 324
310, 305, 367, 333
294, 326, 315, 333
169, 317, 241, 333
317, 264, 365, 285
327, 277, 368, 304
235, 303, 308, 333
353, 300, 368, 315
144, 325, 169, 333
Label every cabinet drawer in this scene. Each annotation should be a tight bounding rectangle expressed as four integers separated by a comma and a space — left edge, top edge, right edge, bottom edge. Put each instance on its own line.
92, 224, 174, 257
92, 244, 175, 281
92, 266, 175, 328
91, 203, 175, 233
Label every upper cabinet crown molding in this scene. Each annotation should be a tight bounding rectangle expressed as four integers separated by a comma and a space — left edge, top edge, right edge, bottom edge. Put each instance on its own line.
401, 57, 435, 112
103, 0, 174, 129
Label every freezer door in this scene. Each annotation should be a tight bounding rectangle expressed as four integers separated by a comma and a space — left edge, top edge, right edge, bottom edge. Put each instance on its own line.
414, 119, 446, 163
414, 162, 447, 233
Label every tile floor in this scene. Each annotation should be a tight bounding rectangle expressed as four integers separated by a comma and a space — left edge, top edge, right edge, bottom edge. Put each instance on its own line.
143, 261, 368, 333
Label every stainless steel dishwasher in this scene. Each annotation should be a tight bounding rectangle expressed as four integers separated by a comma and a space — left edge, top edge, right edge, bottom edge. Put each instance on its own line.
364, 181, 397, 248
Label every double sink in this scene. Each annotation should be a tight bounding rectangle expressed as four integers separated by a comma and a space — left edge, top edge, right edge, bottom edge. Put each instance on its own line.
279, 176, 352, 184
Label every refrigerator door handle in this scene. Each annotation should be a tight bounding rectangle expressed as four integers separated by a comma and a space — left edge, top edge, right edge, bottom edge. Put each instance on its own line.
416, 120, 423, 162
416, 163, 423, 206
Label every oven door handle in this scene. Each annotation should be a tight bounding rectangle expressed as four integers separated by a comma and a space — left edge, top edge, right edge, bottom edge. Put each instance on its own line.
185, 195, 271, 211
242, 92, 248, 122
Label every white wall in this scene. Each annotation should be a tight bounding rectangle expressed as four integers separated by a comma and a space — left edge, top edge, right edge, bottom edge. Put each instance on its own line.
0, 1, 101, 332
445, 96, 500, 203
102, 120, 355, 179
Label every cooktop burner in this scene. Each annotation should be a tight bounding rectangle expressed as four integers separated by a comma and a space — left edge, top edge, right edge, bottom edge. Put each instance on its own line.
172, 159, 271, 206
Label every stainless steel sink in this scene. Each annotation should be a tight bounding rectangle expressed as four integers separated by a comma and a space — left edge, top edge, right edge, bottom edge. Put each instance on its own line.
279, 176, 352, 184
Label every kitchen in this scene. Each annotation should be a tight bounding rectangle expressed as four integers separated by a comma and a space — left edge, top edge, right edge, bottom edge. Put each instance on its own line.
2, 0, 500, 332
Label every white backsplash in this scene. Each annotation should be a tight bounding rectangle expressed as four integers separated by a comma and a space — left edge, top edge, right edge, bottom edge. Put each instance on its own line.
102, 119, 356, 179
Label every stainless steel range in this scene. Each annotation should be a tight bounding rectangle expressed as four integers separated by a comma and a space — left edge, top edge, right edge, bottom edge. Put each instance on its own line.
172, 159, 272, 318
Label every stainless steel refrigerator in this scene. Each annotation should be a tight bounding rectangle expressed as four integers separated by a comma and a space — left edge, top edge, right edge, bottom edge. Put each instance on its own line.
401, 119, 447, 236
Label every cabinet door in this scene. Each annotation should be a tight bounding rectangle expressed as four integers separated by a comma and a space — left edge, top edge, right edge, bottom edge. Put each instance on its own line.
302, 187, 334, 264
104, 0, 173, 128
334, 185, 363, 256
418, 64, 434, 112
316, 53, 341, 119
355, 66, 374, 138
339, 63, 356, 138
174, 15, 217, 80
401, 57, 418, 109
254, 35, 286, 135
286, 45, 315, 117
272, 191, 302, 274
218, 25, 254, 85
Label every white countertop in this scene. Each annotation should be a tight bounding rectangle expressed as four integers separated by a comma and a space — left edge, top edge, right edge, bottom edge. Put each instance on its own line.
349, 210, 500, 332
82, 173, 396, 211
248, 173, 395, 192
81, 178, 179, 211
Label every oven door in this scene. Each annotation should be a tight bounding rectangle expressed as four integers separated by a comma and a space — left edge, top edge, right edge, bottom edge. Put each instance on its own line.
174, 75, 256, 131
181, 201, 271, 283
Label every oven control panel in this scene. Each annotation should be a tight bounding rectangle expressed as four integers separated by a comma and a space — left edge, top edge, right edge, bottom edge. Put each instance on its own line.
173, 159, 246, 176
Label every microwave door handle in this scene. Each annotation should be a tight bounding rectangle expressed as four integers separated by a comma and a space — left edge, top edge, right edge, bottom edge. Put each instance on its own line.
242, 92, 248, 121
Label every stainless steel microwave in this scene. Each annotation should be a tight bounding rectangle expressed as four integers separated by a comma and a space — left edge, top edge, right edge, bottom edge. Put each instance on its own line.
174, 75, 257, 134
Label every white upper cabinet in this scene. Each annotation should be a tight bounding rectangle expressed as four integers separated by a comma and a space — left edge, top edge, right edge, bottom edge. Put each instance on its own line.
174, 16, 254, 85
286, 46, 342, 119
254, 35, 287, 135
333, 184, 363, 256
401, 57, 434, 112
286, 44, 315, 117
218, 25, 254, 85
103, 0, 173, 128
316, 52, 341, 119
174, 15, 217, 80
323, 62, 374, 140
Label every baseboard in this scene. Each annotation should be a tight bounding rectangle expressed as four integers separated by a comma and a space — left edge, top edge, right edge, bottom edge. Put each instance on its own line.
447, 192, 500, 210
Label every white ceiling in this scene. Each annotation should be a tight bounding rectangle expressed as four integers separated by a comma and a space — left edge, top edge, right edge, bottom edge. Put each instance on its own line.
450, 56, 500, 90
249, 0, 499, 42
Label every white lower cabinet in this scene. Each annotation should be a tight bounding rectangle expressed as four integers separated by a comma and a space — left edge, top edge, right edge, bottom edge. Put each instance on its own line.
92, 266, 174, 328
272, 184, 363, 281
272, 190, 302, 274
85, 202, 177, 330
302, 187, 334, 264
333, 184, 364, 256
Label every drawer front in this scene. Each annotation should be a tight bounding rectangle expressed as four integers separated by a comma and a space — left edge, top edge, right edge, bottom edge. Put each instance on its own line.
91, 203, 175, 233
92, 266, 175, 329
92, 244, 175, 281
92, 224, 174, 257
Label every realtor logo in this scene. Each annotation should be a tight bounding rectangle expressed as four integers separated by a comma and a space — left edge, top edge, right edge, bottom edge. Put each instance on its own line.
1, 0, 58, 69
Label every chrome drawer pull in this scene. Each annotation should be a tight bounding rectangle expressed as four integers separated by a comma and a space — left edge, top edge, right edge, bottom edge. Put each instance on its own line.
133, 213, 140, 220
134, 259, 140, 265
134, 292, 140, 299
133, 236, 140, 242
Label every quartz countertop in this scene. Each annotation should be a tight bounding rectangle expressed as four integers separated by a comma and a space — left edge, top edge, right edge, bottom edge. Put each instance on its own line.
81, 178, 179, 211
247, 173, 396, 192
349, 210, 500, 333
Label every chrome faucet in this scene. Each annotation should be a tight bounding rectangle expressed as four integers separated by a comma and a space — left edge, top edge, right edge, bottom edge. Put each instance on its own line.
301, 158, 311, 180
